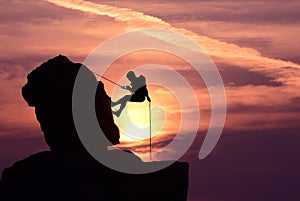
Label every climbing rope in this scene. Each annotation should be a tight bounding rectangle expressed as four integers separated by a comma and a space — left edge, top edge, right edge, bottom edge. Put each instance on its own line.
93, 72, 124, 88
149, 101, 152, 161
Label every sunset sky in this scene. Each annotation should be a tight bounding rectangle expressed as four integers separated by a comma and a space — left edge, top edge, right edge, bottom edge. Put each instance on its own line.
1, 0, 300, 200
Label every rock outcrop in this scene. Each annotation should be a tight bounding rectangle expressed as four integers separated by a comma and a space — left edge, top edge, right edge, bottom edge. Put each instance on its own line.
0, 55, 189, 201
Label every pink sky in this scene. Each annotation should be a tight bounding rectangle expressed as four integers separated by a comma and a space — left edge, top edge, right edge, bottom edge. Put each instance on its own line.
1, 1, 300, 200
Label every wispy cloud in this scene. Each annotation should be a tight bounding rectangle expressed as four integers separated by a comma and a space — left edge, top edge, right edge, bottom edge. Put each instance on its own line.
46, 0, 171, 27
46, 0, 300, 86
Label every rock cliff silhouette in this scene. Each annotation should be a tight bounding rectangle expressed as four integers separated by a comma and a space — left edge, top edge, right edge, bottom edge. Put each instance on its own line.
0, 55, 189, 201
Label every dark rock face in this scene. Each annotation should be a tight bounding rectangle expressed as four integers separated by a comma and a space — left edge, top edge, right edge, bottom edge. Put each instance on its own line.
0, 55, 189, 201
0, 151, 189, 201
21, 54, 120, 151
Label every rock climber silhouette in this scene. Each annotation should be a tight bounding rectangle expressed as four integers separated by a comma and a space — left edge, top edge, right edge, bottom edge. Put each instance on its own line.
111, 71, 151, 117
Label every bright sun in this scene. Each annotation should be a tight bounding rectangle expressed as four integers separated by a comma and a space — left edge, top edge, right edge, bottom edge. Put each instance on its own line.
114, 101, 166, 142
111, 84, 181, 146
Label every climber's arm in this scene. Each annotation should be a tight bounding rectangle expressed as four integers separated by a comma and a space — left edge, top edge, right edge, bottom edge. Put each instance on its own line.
147, 95, 151, 102
146, 89, 151, 102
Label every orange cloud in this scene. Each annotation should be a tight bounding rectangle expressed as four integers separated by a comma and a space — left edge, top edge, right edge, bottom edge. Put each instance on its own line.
46, 0, 300, 87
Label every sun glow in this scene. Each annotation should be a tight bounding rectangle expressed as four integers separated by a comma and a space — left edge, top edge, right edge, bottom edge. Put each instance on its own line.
114, 90, 163, 141
127, 103, 150, 129
97, 51, 196, 156
111, 84, 182, 161
112, 85, 181, 144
